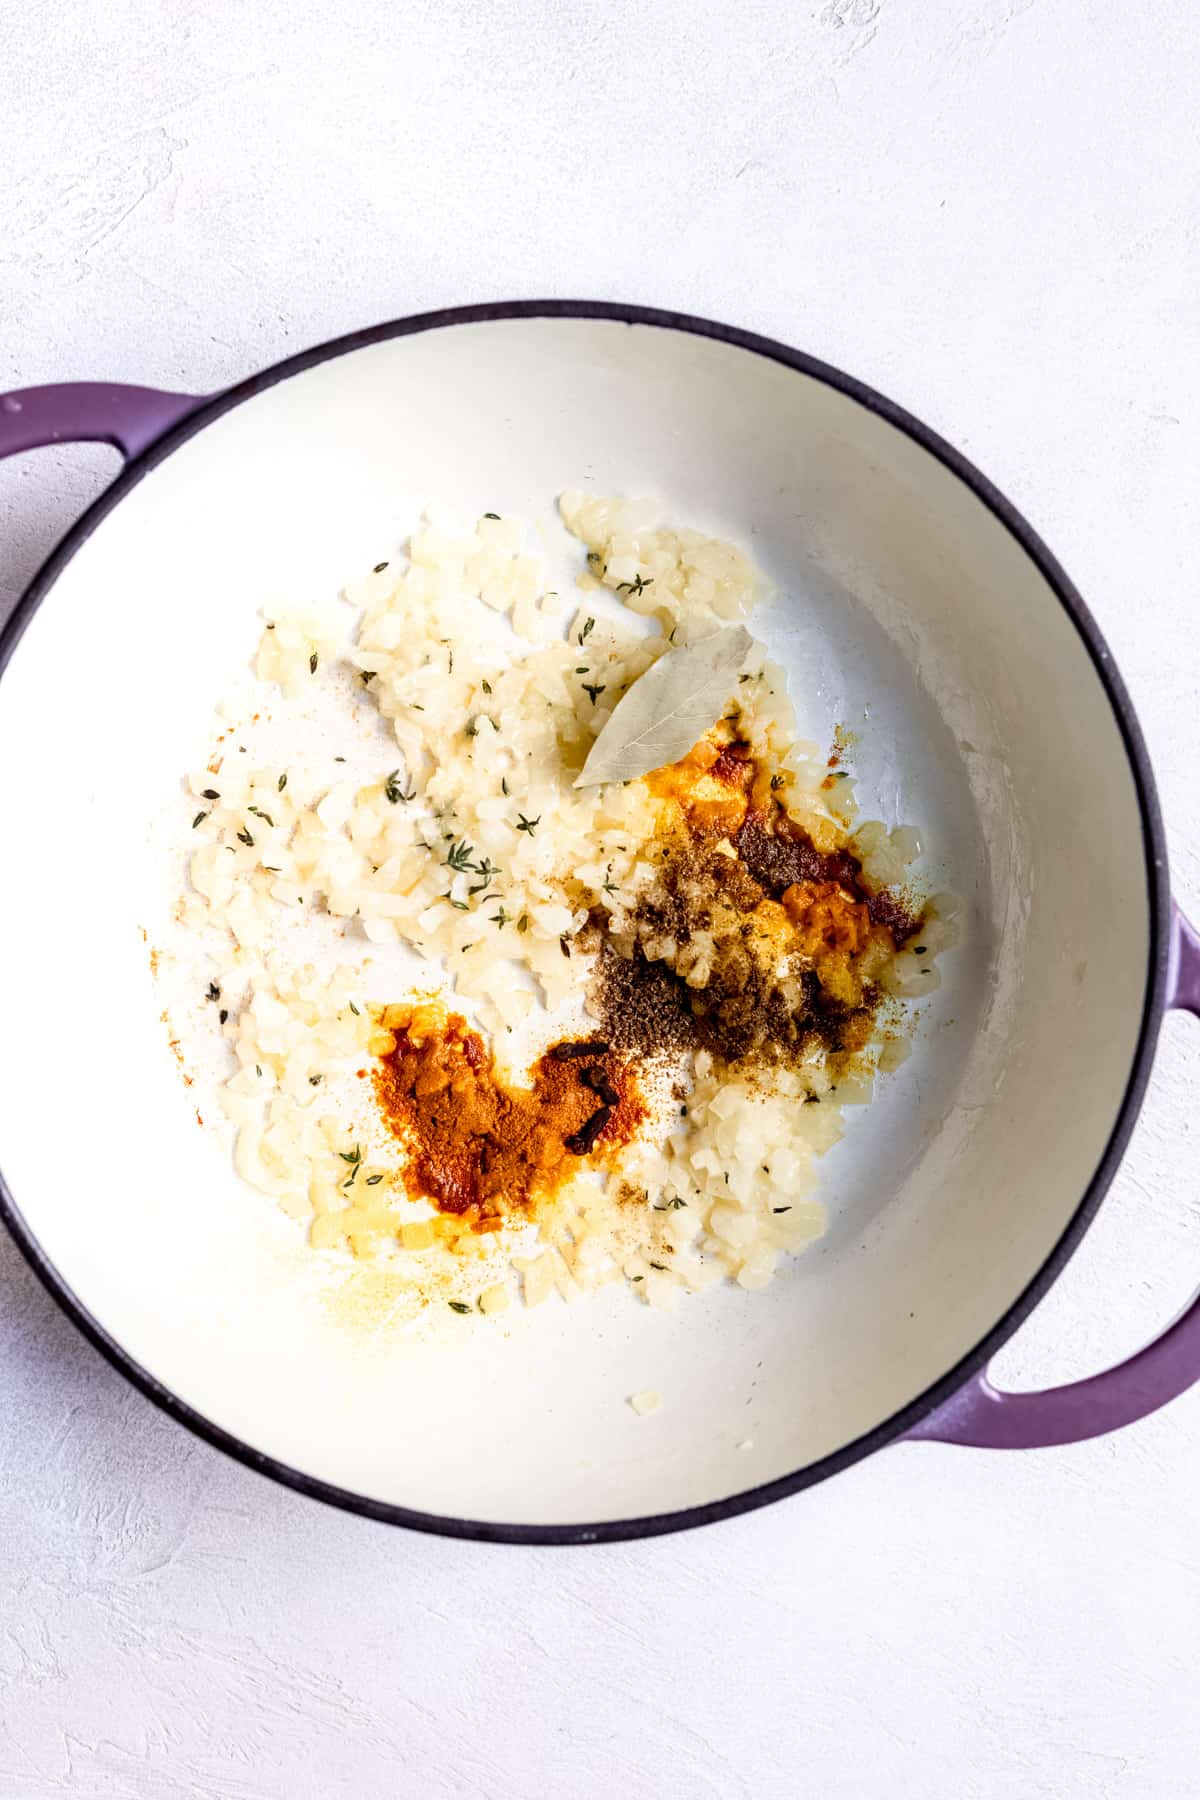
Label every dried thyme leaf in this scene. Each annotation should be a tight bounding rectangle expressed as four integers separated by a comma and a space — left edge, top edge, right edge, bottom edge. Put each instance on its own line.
445, 839, 476, 873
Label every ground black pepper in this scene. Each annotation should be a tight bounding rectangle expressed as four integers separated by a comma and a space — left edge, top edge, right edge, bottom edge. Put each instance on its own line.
587, 944, 698, 1058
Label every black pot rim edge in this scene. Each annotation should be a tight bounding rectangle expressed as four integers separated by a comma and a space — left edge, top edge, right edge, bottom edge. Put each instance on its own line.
0, 299, 1172, 1546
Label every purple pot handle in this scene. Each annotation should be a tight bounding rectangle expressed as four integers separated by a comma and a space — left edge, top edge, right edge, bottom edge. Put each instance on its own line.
0, 382, 206, 463
909, 902, 1200, 1449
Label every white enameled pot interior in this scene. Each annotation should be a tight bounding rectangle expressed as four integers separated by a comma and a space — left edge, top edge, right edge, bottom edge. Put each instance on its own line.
0, 319, 1149, 1526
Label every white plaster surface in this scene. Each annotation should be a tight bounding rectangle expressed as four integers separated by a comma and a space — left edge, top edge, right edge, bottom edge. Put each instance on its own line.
2, 3, 1199, 1794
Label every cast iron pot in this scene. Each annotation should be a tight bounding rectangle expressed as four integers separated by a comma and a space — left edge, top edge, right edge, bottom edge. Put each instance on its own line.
0, 302, 1196, 1544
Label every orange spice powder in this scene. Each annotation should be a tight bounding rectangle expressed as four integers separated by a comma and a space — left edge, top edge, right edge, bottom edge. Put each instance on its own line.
373, 1006, 646, 1232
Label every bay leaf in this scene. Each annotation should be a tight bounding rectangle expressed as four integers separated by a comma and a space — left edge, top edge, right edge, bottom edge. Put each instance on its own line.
574, 624, 754, 788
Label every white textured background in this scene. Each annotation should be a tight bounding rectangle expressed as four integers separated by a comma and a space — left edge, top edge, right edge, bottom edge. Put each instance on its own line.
3, 4, 1200, 1795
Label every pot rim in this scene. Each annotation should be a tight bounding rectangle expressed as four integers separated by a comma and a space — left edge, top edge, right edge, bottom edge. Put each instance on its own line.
0, 299, 1172, 1544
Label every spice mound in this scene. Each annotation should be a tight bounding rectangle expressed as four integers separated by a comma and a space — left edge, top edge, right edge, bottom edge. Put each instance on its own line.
595, 722, 924, 1073
374, 1003, 646, 1233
